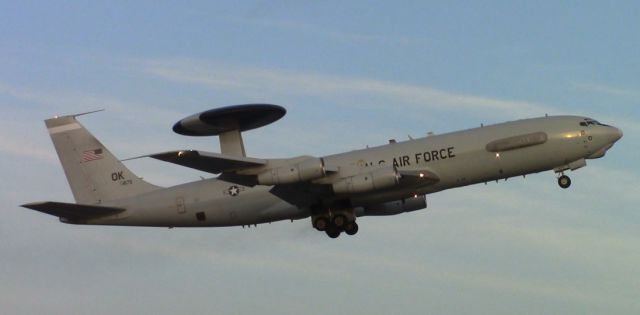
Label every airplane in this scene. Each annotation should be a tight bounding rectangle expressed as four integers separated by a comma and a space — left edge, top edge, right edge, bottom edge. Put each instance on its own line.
22, 104, 623, 238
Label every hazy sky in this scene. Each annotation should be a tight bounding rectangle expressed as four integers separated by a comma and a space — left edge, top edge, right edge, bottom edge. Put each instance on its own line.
1, 1, 639, 314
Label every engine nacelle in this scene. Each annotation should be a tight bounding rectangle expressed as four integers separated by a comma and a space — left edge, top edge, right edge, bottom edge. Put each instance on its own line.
332, 167, 400, 195
257, 157, 326, 185
359, 195, 427, 216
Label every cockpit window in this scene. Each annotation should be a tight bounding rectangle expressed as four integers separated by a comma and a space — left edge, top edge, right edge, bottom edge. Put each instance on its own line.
581, 119, 610, 127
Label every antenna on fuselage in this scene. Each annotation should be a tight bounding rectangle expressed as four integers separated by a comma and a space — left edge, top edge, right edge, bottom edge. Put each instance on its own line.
172, 104, 286, 157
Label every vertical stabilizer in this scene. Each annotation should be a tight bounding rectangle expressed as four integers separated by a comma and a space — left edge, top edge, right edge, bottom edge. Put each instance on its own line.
45, 114, 160, 204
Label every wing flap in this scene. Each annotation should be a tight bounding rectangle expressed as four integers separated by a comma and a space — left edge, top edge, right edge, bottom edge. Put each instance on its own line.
144, 150, 267, 174
21, 201, 125, 220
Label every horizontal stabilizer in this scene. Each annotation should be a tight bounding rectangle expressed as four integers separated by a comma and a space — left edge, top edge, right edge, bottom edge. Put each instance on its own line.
21, 201, 125, 220
144, 150, 266, 174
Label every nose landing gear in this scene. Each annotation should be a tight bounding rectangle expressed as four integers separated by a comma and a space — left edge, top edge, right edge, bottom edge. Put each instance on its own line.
557, 174, 571, 189
553, 159, 586, 189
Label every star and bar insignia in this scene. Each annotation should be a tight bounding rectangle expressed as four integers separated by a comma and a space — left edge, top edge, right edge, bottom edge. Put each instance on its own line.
224, 185, 244, 197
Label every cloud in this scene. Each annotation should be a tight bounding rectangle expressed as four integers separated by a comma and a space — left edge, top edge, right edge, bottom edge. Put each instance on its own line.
0, 115, 57, 162
0, 81, 185, 127
76, 218, 638, 313
0, 132, 56, 162
572, 82, 640, 99
0, 82, 53, 105
227, 17, 419, 45
140, 58, 559, 118
0, 82, 185, 163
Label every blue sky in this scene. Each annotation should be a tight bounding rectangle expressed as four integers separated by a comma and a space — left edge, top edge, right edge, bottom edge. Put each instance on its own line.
1, 1, 639, 314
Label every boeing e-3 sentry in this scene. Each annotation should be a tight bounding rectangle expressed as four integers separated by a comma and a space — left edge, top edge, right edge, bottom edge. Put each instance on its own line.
23, 105, 623, 238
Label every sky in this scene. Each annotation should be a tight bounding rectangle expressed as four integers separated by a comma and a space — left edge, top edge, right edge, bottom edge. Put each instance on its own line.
1, 1, 639, 314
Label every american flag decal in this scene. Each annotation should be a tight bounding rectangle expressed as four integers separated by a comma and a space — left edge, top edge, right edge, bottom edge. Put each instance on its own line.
82, 148, 104, 162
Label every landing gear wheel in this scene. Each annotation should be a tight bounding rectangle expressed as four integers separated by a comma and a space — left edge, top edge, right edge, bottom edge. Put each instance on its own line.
558, 175, 571, 189
344, 222, 359, 236
332, 214, 347, 228
326, 226, 341, 238
313, 217, 329, 231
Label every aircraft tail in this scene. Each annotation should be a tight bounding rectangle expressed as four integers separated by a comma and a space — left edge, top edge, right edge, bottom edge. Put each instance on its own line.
45, 112, 160, 204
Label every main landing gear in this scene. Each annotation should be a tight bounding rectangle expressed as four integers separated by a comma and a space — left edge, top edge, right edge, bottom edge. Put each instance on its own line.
312, 211, 358, 238
557, 174, 571, 189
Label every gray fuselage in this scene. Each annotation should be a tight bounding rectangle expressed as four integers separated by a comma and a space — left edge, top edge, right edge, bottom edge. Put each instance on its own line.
92, 115, 621, 227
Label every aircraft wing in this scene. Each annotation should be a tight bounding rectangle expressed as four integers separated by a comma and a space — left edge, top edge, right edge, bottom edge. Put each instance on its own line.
143, 150, 267, 174
21, 201, 125, 220
270, 167, 441, 208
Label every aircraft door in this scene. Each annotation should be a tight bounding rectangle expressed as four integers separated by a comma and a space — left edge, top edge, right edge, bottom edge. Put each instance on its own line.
176, 197, 186, 214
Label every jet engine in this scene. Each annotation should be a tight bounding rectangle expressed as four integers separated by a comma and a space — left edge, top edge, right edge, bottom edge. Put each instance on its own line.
358, 195, 427, 216
332, 166, 400, 194
257, 157, 326, 185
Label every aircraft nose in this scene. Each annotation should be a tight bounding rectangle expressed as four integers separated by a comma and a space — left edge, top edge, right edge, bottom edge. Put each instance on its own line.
609, 126, 623, 142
